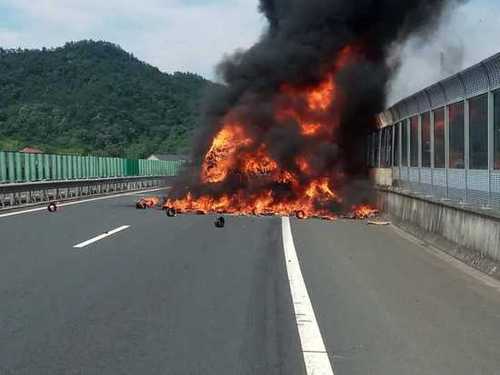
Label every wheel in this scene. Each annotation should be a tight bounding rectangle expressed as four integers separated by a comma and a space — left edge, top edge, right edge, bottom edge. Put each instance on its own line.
295, 210, 306, 219
214, 217, 225, 228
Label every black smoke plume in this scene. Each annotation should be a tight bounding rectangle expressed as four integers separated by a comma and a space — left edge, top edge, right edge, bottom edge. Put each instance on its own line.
169, 0, 463, 211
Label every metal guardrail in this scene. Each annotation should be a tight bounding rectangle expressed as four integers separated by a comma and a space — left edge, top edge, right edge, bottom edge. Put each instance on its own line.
0, 176, 172, 209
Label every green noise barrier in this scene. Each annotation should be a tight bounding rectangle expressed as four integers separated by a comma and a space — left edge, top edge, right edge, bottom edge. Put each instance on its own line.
0, 151, 185, 184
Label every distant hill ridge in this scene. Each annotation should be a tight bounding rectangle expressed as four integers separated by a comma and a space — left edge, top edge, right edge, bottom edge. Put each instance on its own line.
0, 40, 212, 157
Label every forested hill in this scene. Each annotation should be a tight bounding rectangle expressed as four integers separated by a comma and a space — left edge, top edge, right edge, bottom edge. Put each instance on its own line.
0, 40, 212, 157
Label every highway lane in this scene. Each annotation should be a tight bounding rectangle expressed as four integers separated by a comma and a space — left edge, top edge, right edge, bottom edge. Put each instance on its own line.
0, 192, 304, 375
0, 191, 499, 374
293, 219, 500, 375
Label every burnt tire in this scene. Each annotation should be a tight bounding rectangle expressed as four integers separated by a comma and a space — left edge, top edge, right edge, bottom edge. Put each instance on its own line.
166, 207, 177, 217
295, 210, 306, 219
214, 217, 225, 228
47, 202, 58, 213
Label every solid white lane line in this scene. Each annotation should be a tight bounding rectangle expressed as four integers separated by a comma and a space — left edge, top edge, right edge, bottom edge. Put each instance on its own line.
0, 187, 168, 219
281, 217, 335, 375
73, 225, 130, 249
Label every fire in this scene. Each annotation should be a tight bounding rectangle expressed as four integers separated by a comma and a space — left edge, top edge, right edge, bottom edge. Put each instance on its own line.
201, 123, 252, 183
295, 156, 311, 174
136, 196, 161, 209
305, 178, 337, 200
164, 44, 377, 221
349, 205, 379, 219
243, 146, 278, 175
307, 76, 334, 111
300, 122, 323, 136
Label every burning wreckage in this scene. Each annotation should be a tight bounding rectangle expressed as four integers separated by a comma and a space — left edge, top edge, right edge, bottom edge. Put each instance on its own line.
137, 0, 450, 223
159, 46, 379, 222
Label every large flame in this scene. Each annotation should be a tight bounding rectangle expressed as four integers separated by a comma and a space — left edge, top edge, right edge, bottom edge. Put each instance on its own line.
165, 45, 376, 220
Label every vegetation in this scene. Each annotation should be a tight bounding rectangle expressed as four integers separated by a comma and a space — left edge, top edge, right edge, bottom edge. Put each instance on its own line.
0, 40, 211, 158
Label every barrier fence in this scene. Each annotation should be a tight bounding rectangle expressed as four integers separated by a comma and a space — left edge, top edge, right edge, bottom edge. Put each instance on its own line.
0, 151, 184, 184
368, 51, 500, 210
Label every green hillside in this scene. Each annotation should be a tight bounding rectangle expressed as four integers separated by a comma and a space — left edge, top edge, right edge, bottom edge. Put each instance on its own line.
0, 40, 211, 158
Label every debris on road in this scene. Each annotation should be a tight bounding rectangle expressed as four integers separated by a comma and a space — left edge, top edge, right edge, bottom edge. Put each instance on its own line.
214, 216, 225, 228
343, 205, 379, 220
47, 202, 58, 212
166, 207, 177, 217
295, 210, 306, 219
367, 220, 391, 226
136, 196, 161, 209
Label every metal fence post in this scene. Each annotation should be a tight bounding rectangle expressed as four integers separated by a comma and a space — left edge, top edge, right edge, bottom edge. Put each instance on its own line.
444, 106, 450, 199
430, 110, 435, 196
488, 90, 494, 207
418, 114, 422, 184
464, 98, 470, 203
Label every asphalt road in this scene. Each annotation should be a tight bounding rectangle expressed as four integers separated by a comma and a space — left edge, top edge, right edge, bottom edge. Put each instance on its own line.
0, 190, 499, 375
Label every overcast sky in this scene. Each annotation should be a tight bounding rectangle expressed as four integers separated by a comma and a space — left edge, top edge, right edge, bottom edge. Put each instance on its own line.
0, 0, 499, 104
388, 0, 500, 104
0, 0, 266, 79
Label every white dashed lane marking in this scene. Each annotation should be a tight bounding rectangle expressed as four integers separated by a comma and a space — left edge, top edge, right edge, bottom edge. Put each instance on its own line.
73, 225, 131, 249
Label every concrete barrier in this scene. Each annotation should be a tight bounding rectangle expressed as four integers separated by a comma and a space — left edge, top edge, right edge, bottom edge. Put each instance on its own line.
377, 188, 500, 262
370, 168, 393, 187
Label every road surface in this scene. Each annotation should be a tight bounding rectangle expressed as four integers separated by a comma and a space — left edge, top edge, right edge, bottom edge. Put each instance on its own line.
1, 189, 499, 375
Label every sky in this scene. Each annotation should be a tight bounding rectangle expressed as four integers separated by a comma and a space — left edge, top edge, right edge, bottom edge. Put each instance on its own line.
0, 0, 266, 79
388, 0, 500, 104
0, 0, 499, 104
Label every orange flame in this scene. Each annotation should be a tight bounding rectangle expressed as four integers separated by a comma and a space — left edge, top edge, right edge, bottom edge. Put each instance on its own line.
349, 205, 379, 219
201, 123, 252, 183
165, 44, 376, 220
300, 122, 323, 136
307, 76, 335, 111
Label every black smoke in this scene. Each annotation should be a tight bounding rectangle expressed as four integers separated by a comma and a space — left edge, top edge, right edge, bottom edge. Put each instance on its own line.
170, 0, 463, 210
